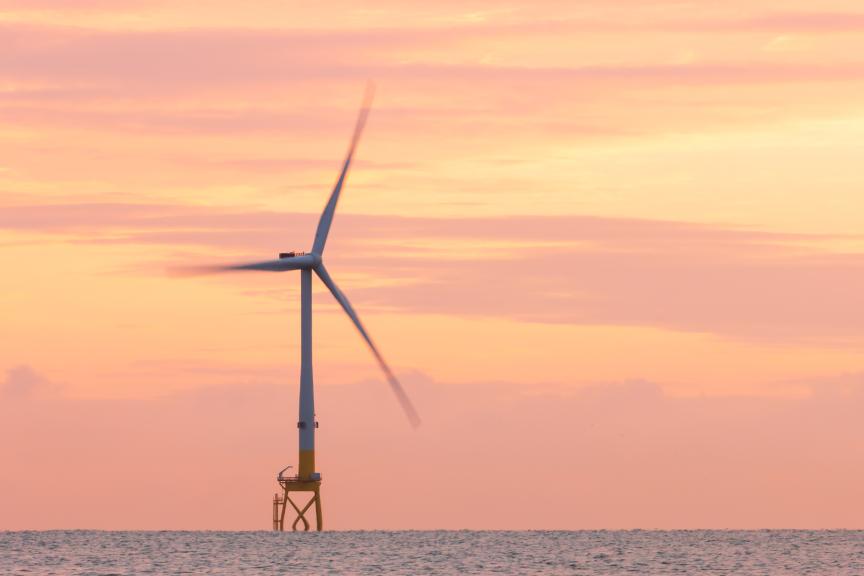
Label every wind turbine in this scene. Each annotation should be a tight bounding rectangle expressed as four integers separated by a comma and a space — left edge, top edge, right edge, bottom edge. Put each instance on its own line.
202, 85, 419, 531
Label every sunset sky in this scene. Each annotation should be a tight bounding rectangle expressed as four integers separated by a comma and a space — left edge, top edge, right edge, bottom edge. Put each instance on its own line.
2, 1, 864, 530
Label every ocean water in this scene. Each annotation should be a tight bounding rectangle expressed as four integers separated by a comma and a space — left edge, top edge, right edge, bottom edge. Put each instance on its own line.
1, 530, 862, 575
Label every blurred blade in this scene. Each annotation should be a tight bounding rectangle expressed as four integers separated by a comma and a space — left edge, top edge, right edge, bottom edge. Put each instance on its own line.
172, 254, 316, 275
312, 82, 375, 255
315, 264, 421, 427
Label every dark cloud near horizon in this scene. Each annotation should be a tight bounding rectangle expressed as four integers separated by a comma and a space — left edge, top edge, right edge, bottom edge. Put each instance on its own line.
0, 364, 55, 399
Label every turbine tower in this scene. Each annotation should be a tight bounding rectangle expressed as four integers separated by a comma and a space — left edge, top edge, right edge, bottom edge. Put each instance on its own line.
206, 85, 419, 531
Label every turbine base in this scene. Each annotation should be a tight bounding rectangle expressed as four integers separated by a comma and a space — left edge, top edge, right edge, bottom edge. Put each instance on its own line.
273, 478, 323, 531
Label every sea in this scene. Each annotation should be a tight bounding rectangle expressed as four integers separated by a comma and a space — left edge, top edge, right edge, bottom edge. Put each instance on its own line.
1, 530, 862, 575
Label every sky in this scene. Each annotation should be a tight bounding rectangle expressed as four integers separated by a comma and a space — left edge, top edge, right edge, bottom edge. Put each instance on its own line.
1, 1, 864, 530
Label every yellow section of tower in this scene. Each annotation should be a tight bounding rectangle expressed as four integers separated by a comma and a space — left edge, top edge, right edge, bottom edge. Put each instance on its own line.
299, 449, 315, 479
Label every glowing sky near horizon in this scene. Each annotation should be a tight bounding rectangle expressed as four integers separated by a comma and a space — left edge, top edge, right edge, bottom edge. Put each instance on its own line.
2, 1, 864, 529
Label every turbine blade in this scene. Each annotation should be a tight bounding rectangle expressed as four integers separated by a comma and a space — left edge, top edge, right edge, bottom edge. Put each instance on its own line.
312, 82, 375, 255
173, 254, 316, 275
315, 264, 421, 427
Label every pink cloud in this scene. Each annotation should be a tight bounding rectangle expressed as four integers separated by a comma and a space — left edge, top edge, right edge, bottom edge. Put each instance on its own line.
0, 0, 168, 8
663, 11, 864, 33
2, 370, 864, 529
2, 18, 863, 152
2, 203, 862, 344
4, 24, 864, 92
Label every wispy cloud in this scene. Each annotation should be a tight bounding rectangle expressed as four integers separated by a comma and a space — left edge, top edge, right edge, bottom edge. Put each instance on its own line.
3, 202, 862, 344
3, 22, 864, 111
5, 23, 864, 89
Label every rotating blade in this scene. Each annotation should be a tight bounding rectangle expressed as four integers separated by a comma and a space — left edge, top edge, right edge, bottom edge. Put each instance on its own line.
172, 254, 316, 275
312, 82, 375, 255
315, 264, 421, 427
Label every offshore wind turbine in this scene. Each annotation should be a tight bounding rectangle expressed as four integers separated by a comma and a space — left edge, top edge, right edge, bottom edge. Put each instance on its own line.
203, 85, 419, 531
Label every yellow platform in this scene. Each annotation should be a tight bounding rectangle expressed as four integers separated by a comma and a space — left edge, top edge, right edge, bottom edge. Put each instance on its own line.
273, 477, 322, 531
